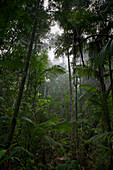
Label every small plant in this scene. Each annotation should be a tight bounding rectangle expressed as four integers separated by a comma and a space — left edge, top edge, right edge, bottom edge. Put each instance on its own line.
49, 160, 81, 170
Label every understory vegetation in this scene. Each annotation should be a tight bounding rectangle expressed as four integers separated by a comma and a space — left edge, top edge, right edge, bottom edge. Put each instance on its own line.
0, 0, 113, 169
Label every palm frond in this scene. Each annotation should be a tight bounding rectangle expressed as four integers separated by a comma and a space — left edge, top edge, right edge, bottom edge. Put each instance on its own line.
44, 65, 66, 77
94, 40, 112, 68
76, 65, 97, 78
85, 131, 113, 145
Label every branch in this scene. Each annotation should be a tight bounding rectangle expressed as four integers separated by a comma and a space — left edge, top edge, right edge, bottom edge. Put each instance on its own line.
80, 34, 113, 45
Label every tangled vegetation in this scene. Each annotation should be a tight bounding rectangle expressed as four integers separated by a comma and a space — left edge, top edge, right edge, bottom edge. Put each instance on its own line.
0, 0, 113, 169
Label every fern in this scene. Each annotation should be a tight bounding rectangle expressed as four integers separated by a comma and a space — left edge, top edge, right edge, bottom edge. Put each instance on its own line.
85, 131, 113, 144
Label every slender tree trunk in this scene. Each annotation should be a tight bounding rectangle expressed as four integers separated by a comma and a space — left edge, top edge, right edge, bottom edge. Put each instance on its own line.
6, 0, 41, 148
32, 80, 38, 110
75, 76, 78, 121
97, 41, 113, 169
73, 36, 79, 155
99, 67, 113, 170
98, 65, 111, 132
44, 84, 47, 98
78, 38, 85, 67
67, 53, 73, 143
79, 77, 84, 119
67, 53, 73, 121
99, 65, 113, 170
108, 54, 113, 104
75, 27, 85, 67
26, 69, 30, 94
75, 75, 79, 152
32, 40, 38, 109
108, 54, 113, 170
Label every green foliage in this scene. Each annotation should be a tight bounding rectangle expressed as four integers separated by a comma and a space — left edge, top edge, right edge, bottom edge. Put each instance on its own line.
42, 135, 61, 147
45, 65, 66, 77
94, 40, 113, 68
85, 131, 113, 145
0, 145, 33, 166
0, 149, 7, 160
0, 0, 113, 169
50, 160, 81, 170
76, 65, 96, 78
20, 116, 35, 126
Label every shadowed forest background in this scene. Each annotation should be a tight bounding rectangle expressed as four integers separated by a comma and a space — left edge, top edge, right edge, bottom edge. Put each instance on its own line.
0, 0, 113, 169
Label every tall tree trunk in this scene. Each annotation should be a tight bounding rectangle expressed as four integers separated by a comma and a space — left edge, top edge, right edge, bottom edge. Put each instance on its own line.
32, 80, 38, 110
99, 66, 113, 169
98, 65, 111, 132
97, 40, 113, 169
75, 76, 78, 119
67, 53, 73, 143
75, 75, 79, 153
108, 54, 113, 170
26, 69, 30, 95
73, 36, 79, 155
75, 27, 85, 67
6, 0, 41, 148
78, 37, 85, 67
108, 54, 113, 104
79, 77, 84, 119
44, 84, 47, 98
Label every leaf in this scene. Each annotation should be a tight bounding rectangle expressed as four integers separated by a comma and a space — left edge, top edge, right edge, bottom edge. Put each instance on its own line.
0, 146, 33, 166
85, 131, 113, 144
0, 149, 18, 166
0, 97, 4, 102
90, 99, 102, 107
68, 160, 81, 169
76, 65, 95, 78
39, 118, 60, 128
42, 135, 61, 147
8, 143, 18, 151
44, 65, 66, 77
94, 41, 111, 68
80, 84, 100, 94
53, 121, 71, 133
0, 116, 11, 123
78, 84, 102, 111
56, 164, 68, 170
20, 116, 35, 126
0, 150, 7, 159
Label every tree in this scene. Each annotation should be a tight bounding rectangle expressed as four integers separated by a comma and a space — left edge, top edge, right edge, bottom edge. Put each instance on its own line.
6, 0, 41, 149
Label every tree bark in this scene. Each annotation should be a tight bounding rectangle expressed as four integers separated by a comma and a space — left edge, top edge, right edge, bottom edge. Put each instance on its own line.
108, 54, 113, 104
73, 35, 79, 155
67, 52, 73, 143
6, 0, 41, 148
75, 27, 85, 67
108, 54, 113, 170
98, 65, 111, 132
97, 40, 112, 169
32, 80, 38, 110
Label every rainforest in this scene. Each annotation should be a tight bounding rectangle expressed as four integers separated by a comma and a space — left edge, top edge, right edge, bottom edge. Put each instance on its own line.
0, 0, 113, 169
